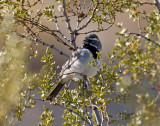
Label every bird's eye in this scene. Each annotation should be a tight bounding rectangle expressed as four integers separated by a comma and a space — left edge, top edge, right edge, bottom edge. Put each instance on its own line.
91, 40, 95, 43
88, 39, 92, 43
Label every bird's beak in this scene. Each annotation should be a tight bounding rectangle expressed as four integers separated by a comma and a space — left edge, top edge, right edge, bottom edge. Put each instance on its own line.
83, 40, 89, 44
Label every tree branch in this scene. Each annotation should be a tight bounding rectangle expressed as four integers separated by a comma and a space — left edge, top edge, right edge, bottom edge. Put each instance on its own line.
77, 23, 114, 35
62, 0, 72, 33
62, 0, 77, 50
84, 113, 94, 126
33, 98, 92, 126
76, 2, 99, 32
104, 108, 110, 126
2, 27, 70, 58
131, 1, 155, 5
129, 32, 160, 47
76, 14, 88, 30
131, 0, 160, 14
83, 75, 102, 126
54, 16, 71, 43
16, 17, 72, 48
51, 102, 92, 126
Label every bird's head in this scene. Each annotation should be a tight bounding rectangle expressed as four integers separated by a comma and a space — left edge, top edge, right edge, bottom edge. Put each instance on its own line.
83, 34, 102, 51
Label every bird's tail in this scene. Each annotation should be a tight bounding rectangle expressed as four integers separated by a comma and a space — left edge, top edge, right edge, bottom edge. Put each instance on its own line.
46, 80, 65, 101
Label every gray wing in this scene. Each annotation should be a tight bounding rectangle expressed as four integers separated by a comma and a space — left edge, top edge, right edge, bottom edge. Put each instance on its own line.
59, 48, 82, 76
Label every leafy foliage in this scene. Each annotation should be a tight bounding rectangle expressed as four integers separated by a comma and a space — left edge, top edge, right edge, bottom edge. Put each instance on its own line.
38, 106, 54, 126
0, 9, 36, 125
0, 0, 160, 126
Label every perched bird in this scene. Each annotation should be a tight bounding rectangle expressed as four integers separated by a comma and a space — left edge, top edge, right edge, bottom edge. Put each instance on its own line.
46, 34, 102, 101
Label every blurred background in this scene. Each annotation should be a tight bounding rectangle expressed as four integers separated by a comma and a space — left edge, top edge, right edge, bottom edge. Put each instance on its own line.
0, 1, 153, 126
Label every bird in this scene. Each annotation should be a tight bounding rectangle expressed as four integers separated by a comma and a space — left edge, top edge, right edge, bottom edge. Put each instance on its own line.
46, 34, 102, 101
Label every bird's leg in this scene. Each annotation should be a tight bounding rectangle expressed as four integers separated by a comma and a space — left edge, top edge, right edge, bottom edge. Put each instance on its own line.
82, 75, 88, 90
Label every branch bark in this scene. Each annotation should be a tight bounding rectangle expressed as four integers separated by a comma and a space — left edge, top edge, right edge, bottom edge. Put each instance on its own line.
51, 103, 92, 126
33, 98, 92, 126
2, 27, 70, 58
129, 32, 160, 47
54, 16, 71, 42
76, 2, 99, 32
62, 0, 77, 50
83, 75, 102, 126
131, 1, 155, 5
16, 17, 72, 48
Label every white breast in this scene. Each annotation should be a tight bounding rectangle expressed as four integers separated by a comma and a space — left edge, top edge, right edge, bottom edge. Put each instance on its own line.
62, 48, 100, 80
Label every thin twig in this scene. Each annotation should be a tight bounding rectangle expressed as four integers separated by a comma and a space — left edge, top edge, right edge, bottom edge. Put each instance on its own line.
78, 23, 114, 35
51, 103, 92, 126
16, 17, 72, 48
155, 91, 160, 102
62, 0, 72, 33
62, 0, 77, 50
2, 27, 70, 58
83, 75, 102, 126
33, 98, 92, 126
76, 0, 99, 30
32, 0, 44, 20
129, 32, 160, 47
84, 113, 94, 126
131, 0, 160, 14
16, 18, 38, 38
104, 108, 110, 126
76, 14, 87, 29
131, 0, 155, 5
54, 16, 71, 42
17, 17, 57, 32
82, 106, 94, 126
76, 2, 99, 32
155, 0, 160, 14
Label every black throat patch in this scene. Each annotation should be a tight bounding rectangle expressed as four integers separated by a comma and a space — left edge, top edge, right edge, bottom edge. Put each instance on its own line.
83, 44, 99, 59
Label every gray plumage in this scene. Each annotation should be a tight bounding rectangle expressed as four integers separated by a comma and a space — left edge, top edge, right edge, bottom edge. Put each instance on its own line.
46, 34, 102, 101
